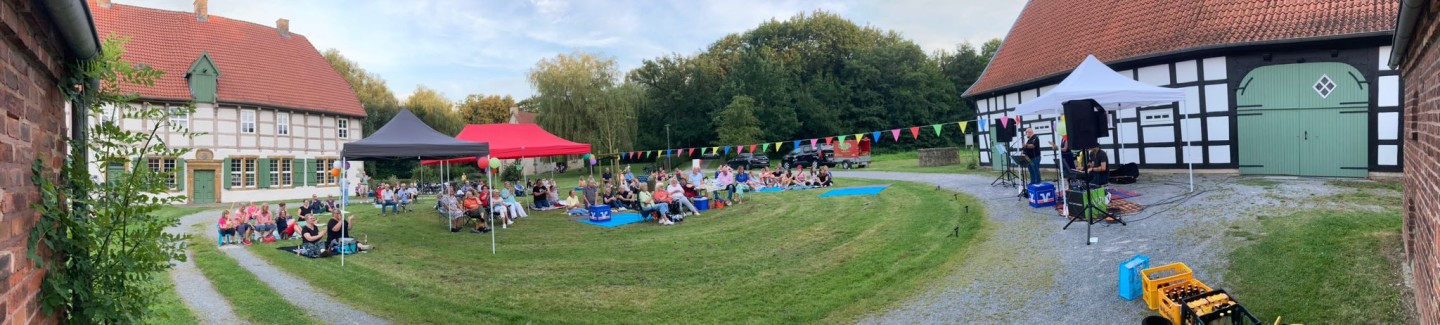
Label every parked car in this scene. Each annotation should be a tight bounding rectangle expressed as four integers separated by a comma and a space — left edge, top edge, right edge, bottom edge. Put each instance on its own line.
781, 144, 835, 169
726, 153, 770, 170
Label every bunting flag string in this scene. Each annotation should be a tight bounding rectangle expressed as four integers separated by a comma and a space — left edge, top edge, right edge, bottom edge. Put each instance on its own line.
890, 129, 901, 141
909, 127, 920, 139
617, 115, 1001, 160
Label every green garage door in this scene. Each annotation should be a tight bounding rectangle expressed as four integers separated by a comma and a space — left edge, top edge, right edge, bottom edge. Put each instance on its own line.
1235, 62, 1368, 177
192, 170, 215, 203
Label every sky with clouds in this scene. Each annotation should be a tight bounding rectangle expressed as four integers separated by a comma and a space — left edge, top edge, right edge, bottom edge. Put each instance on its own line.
113, 0, 1026, 101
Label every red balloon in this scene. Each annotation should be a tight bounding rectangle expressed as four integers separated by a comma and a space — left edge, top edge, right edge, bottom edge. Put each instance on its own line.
476, 157, 490, 169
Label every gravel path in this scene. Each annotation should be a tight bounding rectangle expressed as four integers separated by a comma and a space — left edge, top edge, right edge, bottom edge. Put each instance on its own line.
839, 171, 1364, 324
180, 210, 392, 325
167, 211, 247, 325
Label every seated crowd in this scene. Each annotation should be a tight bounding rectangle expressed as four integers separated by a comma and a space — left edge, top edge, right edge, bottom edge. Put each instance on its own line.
216, 195, 373, 258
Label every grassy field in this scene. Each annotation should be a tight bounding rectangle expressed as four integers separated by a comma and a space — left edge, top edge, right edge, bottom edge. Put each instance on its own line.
248, 178, 987, 324
142, 206, 214, 325
861, 150, 984, 174
191, 232, 324, 325
1225, 205, 1409, 323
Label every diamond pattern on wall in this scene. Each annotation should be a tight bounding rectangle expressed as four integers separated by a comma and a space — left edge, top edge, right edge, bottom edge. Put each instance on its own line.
1314, 74, 1336, 98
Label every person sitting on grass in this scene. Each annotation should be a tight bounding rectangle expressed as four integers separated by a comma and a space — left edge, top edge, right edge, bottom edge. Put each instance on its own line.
325, 195, 339, 211
234, 203, 256, 245
499, 184, 528, 220
716, 167, 735, 203
623, 166, 635, 183
647, 184, 675, 225
218, 210, 238, 245
666, 178, 700, 218
295, 214, 325, 257
325, 209, 370, 252
532, 183, 550, 210
817, 166, 834, 187
548, 183, 562, 209
618, 185, 638, 210
309, 195, 325, 214
564, 190, 588, 216
733, 167, 752, 203
253, 205, 277, 241
603, 184, 621, 210
276, 203, 294, 240
462, 191, 491, 233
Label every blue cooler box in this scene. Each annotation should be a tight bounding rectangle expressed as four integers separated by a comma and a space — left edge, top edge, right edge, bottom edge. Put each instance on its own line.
694, 197, 710, 211
588, 205, 612, 221
1027, 182, 1056, 208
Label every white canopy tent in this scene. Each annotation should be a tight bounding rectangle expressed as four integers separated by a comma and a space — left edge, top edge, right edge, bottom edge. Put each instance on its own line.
1012, 55, 1194, 191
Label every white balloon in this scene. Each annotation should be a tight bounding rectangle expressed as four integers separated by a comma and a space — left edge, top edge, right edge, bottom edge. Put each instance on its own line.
332, 161, 342, 169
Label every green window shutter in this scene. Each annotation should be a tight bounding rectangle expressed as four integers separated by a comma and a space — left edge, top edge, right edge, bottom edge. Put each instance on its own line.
303, 159, 316, 186
177, 159, 187, 191
223, 158, 233, 189
258, 158, 271, 188
292, 159, 303, 186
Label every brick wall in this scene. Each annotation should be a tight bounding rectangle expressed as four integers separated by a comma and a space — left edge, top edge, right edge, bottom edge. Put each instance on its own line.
0, 1, 74, 324
1400, 2, 1440, 324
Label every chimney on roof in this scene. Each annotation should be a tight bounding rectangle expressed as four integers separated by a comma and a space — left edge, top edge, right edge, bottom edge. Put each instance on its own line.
194, 0, 208, 21
97, 0, 112, 8
276, 18, 290, 38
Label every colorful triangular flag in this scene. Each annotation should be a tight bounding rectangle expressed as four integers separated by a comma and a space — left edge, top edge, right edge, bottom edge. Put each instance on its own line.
774, 142, 782, 152
748, 144, 757, 154
824, 137, 834, 146
978, 118, 988, 132
792, 140, 801, 151
872, 131, 882, 142
809, 138, 818, 148
724, 146, 731, 156
890, 129, 901, 141
932, 124, 943, 136
838, 135, 848, 144
958, 121, 968, 134
688, 148, 695, 156
909, 127, 920, 139
855, 133, 864, 142
1000, 117, 1009, 128
762, 143, 770, 152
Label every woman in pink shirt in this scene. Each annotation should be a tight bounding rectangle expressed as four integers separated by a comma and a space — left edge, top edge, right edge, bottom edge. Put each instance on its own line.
235, 204, 255, 245
218, 210, 237, 245
254, 205, 277, 241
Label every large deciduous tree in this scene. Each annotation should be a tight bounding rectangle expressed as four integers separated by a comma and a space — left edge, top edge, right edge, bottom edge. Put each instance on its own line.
714, 95, 764, 146
403, 86, 464, 136
529, 52, 637, 155
457, 94, 515, 124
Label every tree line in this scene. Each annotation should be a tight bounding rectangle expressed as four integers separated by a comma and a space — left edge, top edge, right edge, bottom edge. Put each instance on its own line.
328, 10, 999, 179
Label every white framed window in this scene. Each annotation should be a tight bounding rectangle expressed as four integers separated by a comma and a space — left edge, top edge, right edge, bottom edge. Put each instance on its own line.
315, 158, 337, 185
167, 106, 188, 127
277, 113, 290, 135
240, 110, 257, 133
337, 119, 349, 138
279, 158, 293, 186
147, 157, 178, 190
229, 158, 256, 189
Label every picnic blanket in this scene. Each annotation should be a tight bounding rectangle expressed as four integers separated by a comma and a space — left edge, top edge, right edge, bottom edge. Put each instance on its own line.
577, 212, 646, 228
818, 184, 891, 198
1109, 188, 1141, 200
1108, 198, 1144, 216
275, 246, 328, 258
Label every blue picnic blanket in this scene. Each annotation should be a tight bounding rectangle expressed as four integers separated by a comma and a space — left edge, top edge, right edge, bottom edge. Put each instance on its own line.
818, 185, 891, 198
577, 212, 646, 228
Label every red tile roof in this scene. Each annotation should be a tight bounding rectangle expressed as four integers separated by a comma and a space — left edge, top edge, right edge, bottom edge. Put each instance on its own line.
514, 111, 536, 124
965, 0, 1398, 97
90, 1, 364, 117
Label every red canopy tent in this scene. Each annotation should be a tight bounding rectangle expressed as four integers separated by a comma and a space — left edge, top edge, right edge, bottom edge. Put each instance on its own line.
421, 123, 590, 164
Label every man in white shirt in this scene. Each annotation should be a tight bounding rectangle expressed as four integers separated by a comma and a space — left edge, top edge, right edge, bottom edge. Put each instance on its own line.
666, 179, 700, 217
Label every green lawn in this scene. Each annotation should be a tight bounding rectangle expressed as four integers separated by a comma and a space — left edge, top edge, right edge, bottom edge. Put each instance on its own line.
191, 232, 323, 325
1225, 209, 1409, 324
862, 150, 983, 174
141, 206, 213, 325
249, 178, 987, 324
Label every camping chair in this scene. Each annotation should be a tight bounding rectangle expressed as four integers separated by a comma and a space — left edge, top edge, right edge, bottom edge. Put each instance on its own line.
216, 224, 234, 246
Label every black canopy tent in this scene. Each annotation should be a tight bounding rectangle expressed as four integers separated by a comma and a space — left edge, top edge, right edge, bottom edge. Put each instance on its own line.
341, 109, 490, 160
335, 109, 491, 265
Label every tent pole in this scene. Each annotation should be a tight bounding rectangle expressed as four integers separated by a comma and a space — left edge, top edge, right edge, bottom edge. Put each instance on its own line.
489, 167, 496, 255
1183, 102, 1194, 192
340, 157, 347, 268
